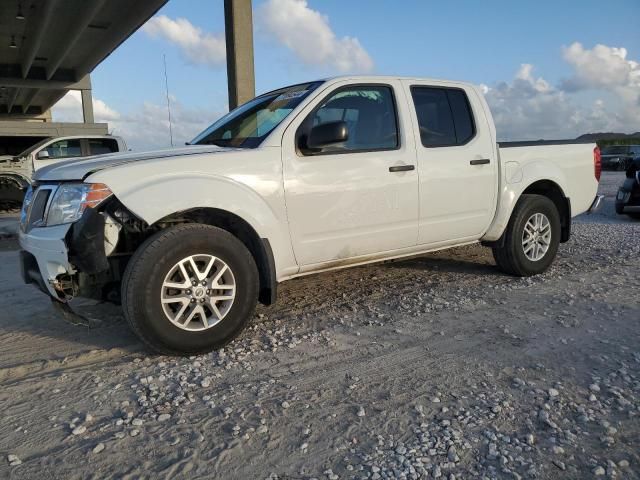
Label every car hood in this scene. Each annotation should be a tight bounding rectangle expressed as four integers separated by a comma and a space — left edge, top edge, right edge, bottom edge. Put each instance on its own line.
33, 145, 236, 182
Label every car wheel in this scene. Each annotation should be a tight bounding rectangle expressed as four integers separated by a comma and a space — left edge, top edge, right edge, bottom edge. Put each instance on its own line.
615, 202, 625, 215
492, 194, 561, 276
0, 180, 25, 211
122, 224, 259, 355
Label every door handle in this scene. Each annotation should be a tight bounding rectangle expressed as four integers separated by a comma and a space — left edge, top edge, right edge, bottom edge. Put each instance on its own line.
470, 159, 490, 165
389, 165, 415, 172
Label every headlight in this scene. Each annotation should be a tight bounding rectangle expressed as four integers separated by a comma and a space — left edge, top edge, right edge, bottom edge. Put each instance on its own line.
46, 183, 112, 226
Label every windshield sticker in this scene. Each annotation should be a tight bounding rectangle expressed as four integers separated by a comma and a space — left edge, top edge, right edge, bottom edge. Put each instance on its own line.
275, 90, 308, 101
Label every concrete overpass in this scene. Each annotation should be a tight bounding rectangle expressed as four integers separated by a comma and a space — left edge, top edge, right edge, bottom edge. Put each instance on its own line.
0, 0, 256, 155
0, 0, 170, 154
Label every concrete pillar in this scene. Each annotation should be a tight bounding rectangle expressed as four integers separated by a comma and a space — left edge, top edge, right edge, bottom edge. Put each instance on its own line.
224, 0, 255, 110
81, 89, 94, 123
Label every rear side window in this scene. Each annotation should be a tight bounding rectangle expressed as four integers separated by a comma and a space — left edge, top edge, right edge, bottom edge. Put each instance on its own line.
88, 138, 118, 155
411, 87, 476, 147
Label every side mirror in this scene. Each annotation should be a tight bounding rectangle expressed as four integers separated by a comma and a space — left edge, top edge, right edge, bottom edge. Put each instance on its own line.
36, 150, 50, 160
307, 121, 348, 150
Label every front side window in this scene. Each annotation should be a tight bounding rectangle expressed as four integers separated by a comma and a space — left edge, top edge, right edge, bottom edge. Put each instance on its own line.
192, 82, 323, 148
44, 139, 82, 159
299, 85, 399, 154
88, 138, 118, 155
411, 87, 476, 147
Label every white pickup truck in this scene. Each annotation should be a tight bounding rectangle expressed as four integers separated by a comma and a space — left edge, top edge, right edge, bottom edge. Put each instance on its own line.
0, 135, 127, 207
19, 76, 602, 354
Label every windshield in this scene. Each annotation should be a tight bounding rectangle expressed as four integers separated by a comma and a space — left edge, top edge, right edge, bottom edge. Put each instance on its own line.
601, 146, 628, 155
191, 81, 323, 148
15, 137, 54, 158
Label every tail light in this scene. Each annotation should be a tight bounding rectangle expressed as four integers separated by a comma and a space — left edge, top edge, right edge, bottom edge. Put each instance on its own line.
593, 146, 601, 182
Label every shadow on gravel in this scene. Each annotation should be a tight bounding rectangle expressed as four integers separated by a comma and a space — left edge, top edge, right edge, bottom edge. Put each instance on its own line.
388, 254, 498, 276
0, 258, 144, 367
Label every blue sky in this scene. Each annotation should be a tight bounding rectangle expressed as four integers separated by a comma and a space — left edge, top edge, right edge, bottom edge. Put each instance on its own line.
54, 0, 640, 150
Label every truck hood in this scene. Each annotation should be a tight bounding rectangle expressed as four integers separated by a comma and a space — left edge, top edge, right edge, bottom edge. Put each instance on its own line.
33, 145, 235, 182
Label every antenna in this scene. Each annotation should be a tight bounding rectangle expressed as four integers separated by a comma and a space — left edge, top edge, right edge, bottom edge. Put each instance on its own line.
163, 54, 174, 147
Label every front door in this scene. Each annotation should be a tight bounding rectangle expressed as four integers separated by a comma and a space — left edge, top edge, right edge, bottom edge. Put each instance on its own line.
33, 138, 83, 171
282, 82, 420, 267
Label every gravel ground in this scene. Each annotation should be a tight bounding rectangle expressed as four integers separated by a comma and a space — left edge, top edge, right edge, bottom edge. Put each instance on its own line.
0, 172, 638, 479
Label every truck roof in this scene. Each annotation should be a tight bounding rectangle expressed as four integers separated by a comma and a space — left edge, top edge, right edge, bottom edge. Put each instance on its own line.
39, 134, 123, 141
321, 74, 476, 89
258, 75, 478, 99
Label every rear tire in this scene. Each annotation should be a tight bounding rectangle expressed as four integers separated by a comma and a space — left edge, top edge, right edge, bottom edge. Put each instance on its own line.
492, 194, 561, 276
122, 224, 259, 355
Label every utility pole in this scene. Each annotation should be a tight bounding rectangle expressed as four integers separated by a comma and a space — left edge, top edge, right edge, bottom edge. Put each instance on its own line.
224, 0, 256, 110
163, 54, 174, 147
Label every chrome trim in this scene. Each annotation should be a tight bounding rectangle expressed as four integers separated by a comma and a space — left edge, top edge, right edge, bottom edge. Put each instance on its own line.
587, 194, 604, 214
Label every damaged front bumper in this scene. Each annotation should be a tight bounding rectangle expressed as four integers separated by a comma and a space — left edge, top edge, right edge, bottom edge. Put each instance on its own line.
19, 223, 75, 299
19, 208, 117, 302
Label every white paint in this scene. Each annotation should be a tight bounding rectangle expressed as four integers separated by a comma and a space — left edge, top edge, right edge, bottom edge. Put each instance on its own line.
24, 75, 599, 289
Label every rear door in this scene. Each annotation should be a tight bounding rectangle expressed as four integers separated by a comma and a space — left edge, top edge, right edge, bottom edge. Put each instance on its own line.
403, 81, 497, 245
281, 80, 420, 267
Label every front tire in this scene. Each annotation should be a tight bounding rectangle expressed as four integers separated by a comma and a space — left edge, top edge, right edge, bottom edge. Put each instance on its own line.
122, 224, 259, 355
492, 194, 561, 276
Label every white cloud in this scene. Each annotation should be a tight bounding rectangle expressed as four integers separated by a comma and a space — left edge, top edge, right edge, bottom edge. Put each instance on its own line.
560, 42, 640, 130
483, 42, 640, 140
561, 42, 640, 97
107, 99, 220, 151
52, 90, 120, 123
259, 0, 373, 73
53, 91, 221, 151
143, 15, 226, 67
483, 63, 635, 140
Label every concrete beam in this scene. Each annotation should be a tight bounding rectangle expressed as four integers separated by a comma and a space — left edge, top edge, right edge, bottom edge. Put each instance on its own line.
75, 1, 170, 75
8, 89, 20, 113
224, 0, 256, 110
21, 89, 40, 114
46, 0, 108, 80
0, 121, 108, 137
21, 0, 58, 78
0, 74, 91, 90
81, 89, 94, 123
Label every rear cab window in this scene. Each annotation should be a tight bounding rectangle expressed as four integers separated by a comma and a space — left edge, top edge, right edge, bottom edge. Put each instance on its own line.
410, 86, 476, 147
88, 138, 119, 155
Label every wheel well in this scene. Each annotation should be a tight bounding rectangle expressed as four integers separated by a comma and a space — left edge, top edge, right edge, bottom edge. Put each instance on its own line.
153, 208, 277, 305
521, 180, 571, 242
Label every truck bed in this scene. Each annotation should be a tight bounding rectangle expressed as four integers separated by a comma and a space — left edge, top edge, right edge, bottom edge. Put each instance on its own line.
497, 141, 598, 218
498, 139, 595, 148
